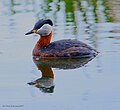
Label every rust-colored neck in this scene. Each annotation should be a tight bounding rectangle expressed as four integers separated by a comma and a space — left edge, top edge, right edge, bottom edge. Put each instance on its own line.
33, 32, 52, 56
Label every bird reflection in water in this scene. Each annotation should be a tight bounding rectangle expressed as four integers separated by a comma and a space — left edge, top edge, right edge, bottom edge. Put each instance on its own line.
28, 57, 54, 93
28, 56, 95, 93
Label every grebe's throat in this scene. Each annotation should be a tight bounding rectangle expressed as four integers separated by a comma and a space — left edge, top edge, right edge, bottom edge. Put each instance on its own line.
33, 32, 52, 56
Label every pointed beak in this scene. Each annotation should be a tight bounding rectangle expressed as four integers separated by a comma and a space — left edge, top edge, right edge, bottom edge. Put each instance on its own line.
25, 29, 37, 35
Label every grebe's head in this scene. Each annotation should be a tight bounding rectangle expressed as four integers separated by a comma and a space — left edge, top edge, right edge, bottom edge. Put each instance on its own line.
25, 19, 53, 36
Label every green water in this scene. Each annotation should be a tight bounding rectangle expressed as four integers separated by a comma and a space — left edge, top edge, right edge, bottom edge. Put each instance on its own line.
0, 0, 120, 110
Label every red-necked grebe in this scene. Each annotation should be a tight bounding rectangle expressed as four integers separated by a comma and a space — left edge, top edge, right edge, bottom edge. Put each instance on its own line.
25, 19, 98, 58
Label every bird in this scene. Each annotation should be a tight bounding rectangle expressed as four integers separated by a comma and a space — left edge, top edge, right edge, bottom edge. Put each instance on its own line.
25, 19, 98, 58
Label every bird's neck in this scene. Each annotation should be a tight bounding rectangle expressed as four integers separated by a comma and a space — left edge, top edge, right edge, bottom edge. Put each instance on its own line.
33, 32, 52, 56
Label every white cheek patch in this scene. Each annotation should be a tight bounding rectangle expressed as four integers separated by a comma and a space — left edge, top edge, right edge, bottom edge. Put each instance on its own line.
37, 24, 52, 36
